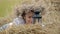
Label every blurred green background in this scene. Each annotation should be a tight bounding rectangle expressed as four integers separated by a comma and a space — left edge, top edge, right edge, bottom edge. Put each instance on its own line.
0, 0, 21, 18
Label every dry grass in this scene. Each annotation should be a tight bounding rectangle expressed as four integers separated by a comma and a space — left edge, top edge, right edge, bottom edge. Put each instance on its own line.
0, 23, 60, 34
0, 24, 42, 34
